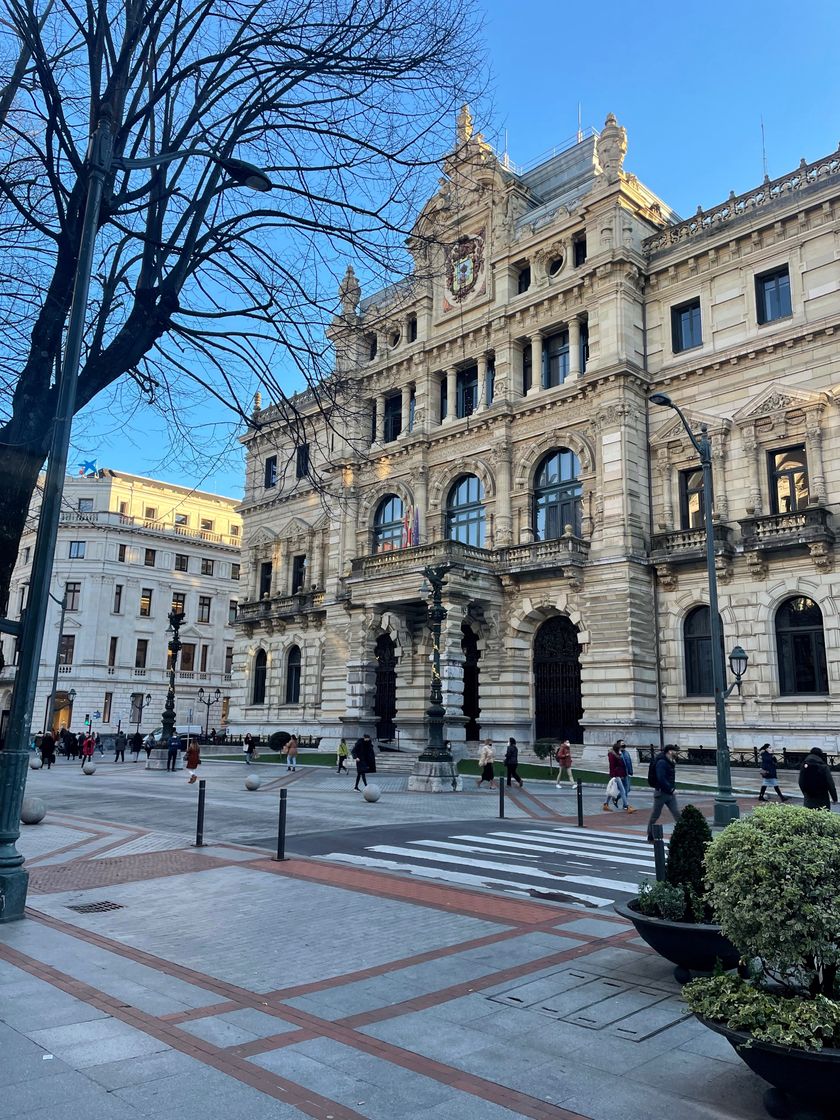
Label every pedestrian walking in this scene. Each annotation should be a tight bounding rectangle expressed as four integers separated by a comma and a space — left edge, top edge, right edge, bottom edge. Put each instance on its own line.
67, 731, 79, 761
352, 734, 375, 790
476, 739, 496, 788
646, 744, 682, 840
40, 731, 56, 769
130, 731, 142, 762
243, 737, 255, 765
285, 734, 299, 772
336, 738, 349, 773
757, 743, 787, 802
81, 734, 95, 768
114, 730, 127, 763
166, 732, 180, 772
619, 740, 635, 810
504, 737, 524, 788
604, 741, 632, 811
94, 732, 104, 756
555, 739, 575, 788
798, 747, 838, 810
185, 738, 201, 783
143, 732, 155, 759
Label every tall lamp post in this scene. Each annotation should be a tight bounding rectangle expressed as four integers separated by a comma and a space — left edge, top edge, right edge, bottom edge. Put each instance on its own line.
135, 692, 152, 739
197, 687, 221, 738
408, 563, 463, 792
161, 610, 185, 744
649, 393, 746, 827
0, 122, 271, 921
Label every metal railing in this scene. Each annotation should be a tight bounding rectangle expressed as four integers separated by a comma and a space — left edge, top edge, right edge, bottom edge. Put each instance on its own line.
58, 509, 240, 548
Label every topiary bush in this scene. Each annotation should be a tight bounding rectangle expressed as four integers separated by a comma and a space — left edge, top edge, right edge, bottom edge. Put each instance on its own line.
704, 803, 840, 998
531, 740, 556, 771
667, 803, 712, 899
268, 731, 291, 752
637, 880, 687, 921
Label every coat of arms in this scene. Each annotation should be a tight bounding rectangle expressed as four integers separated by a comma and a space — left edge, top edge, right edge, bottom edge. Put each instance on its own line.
444, 231, 485, 309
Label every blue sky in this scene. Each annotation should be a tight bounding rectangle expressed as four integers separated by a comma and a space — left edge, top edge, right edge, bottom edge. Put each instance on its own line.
73, 0, 840, 497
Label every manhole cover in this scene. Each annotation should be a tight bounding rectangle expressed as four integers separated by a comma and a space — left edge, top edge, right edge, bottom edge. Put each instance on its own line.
67, 901, 124, 914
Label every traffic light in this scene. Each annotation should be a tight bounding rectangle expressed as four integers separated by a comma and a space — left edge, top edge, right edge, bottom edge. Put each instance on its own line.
84, 713, 90, 725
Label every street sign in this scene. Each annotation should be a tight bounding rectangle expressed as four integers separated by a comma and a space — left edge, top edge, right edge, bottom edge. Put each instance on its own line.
93, 710, 101, 719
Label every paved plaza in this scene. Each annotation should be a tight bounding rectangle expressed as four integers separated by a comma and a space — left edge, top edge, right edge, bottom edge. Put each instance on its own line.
0, 759, 822, 1119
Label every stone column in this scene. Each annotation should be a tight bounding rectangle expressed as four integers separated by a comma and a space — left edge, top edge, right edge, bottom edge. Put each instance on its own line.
806, 412, 828, 503
475, 354, 487, 413
401, 384, 411, 435
443, 367, 457, 424
741, 424, 762, 514
712, 437, 729, 521
375, 394, 385, 443
658, 448, 673, 529
528, 332, 542, 395
494, 435, 513, 546
567, 316, 581, 382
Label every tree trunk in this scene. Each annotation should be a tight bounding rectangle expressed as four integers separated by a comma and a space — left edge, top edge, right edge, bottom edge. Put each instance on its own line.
0, 414, 52, 620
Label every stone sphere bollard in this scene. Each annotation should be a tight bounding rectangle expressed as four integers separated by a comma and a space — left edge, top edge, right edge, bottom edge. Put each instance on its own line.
29, 755, 43, 770
363, 783, 381, 803
20, 797, 46, 825
82, 761, 96, 775
244, 773, 261, 791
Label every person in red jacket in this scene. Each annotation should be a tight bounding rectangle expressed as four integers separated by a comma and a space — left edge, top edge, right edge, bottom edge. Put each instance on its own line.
604, 740, 635, 812
80, 734, 95, 767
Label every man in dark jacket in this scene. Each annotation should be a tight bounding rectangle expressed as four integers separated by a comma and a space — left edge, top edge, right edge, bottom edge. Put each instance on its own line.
798, 748, 838, 810
646, 744, 681, 842
757, 743, 787, 802
352, 734, 376, 791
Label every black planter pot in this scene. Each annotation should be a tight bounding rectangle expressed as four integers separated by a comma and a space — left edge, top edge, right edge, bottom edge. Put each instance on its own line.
614, 898, 740, 982
697, 1016, 839, 1118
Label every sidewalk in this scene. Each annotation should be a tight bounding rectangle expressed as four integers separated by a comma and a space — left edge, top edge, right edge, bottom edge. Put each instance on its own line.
0, 809, 770, 1120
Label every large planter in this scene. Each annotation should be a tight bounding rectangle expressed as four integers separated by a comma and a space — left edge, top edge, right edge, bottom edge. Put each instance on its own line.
614, 898, 740, 982
697, 1016, 839, 1117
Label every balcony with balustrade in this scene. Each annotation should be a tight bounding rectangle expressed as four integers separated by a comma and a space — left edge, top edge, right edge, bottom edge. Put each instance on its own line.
237, 589, 326, 627
650, 520, 735, 567
58, 510, 240, 549
739, 504, 835, 570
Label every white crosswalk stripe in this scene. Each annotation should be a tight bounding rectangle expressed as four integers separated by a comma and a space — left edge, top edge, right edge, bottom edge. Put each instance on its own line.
317, 825, 659, 910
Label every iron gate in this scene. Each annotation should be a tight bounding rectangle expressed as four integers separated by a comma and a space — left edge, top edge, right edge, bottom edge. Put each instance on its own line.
461, 624, 481, 742
374, 634, 396, 741
533, 616, 583, 741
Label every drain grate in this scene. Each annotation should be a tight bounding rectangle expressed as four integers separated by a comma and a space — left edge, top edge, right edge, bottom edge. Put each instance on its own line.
67, 901, 124, 914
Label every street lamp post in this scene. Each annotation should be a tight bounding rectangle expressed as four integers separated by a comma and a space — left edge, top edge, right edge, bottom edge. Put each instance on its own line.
649, 392, 741, 827
407, 563, 463, 792
135, 692, 152, 739
197, 687, 221, 738
161, 611, 185, 744
0, 120, 271, 920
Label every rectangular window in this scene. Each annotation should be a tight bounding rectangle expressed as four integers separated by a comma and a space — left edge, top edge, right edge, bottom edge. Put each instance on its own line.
139, 588, 153, 617
135, 639, 148, 669
522, 345, 532, 394
295, 443, 310, 479
407, 315, 418, 342
200, 644, 209, 673
174, 512, 189, 527
58, 634, 75, 666
180, 643, 196, 672
108, 636, 118, 667
171, 591, 186, 614
65, 581, 81, 611
678, 469, 705, 529
291, 554, 307, 593
573, 232, 587, 267
439, 377, 449, 421
544, 331, 569, 387
118, 501, 128, 515
259, 561, 272, 597
17, 586, 24, 614
408, 389, 416, 432
69, 540, 85, 559
144, 506, 157, 521
486, 362, 495, 406
201, 557, 214, 576
78, 498, 94, 513
174, 553, 189, 572
228, 599, 238, 623
230, 524, 240, 537
102, 692, 112, 724
23, 546, 30, 564
756, 265, 792, 325
198, 595, 211, 623
117, 543, 127, 562
200, 517, 214, 532
370, 401, 377, 444
671, 298, 702, 353
231, 562, 240, 581
224, 646, 234, 675
264, 456, 278, 488
769, 446, 809, 513
129, 692, 145, 722
517, 265, 531, 294
383, 395, 402, 442
113, 584, 123, 613
144, 548, 156, 567
456, 366, 478, 418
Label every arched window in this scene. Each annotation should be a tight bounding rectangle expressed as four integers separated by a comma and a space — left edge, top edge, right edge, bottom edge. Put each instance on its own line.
252, 649, 267, 705
776, 597, 828, 695
684, 606, 725, 697
446, 474, 485, 547
373, 495, 405, 553
285, 645, 301, 704
534, 449, 582, 540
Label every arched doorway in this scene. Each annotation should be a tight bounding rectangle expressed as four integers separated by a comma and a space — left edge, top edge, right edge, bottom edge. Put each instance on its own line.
374, 634, 397, 741
533, 616, 583, 741
461, 625, 481, 742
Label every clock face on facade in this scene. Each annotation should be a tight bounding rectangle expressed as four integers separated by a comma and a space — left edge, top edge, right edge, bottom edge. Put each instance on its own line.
443, 230, 486, 310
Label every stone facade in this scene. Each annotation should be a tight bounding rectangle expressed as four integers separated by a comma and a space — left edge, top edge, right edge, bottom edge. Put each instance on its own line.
0, 472, 241, 741
231, 111, 840, 758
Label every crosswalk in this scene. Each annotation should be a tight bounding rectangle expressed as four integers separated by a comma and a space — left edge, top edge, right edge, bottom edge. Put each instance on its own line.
317, 826, 660, 909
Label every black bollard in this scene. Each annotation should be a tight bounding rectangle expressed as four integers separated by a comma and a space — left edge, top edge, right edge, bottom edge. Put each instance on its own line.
273, 787, 288, 862
652, 824, 667, 881
194, 779, 206, 848
499, 773, 505, 819
576, 778, 584, 828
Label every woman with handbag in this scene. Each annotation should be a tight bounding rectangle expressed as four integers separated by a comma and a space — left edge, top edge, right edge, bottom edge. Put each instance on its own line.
604, 741, 634, 812
476, 739, 496, 789
185, 738, 201, 784
757, 743, 787, 802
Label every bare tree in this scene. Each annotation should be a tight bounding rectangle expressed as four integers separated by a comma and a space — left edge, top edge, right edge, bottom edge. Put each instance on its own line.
0, 0, 482, 613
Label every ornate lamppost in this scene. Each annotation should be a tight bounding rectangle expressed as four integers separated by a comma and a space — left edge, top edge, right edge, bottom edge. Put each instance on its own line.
197, 686, 221, 738
135, 691, 152, 739
650, 392, 749, 827
160, 610, 185, 744
408, 563, 463, 792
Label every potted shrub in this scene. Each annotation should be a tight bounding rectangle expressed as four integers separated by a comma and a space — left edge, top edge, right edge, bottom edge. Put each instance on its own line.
614, 805, 740, 981
684, 804, 840, 1118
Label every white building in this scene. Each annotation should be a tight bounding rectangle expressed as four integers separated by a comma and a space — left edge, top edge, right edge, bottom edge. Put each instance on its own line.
0, 471, 241, 741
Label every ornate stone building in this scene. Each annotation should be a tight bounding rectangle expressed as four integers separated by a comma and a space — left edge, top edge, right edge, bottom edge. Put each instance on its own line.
231, 110, 840, 757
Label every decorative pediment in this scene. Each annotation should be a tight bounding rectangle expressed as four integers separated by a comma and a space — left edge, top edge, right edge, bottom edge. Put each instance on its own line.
651, 408, 730, 446
246, 526, 277, 548
733, 383, 828, 424
282, 516, 312, 539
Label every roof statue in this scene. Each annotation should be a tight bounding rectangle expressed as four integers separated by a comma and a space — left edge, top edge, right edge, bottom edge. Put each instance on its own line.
597, 112, 627, 183
456, 104, 473, 145
338, 264, 361, 318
